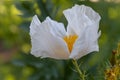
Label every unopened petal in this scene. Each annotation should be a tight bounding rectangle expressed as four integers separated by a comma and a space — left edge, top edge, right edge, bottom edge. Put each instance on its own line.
30, 15, 69, 59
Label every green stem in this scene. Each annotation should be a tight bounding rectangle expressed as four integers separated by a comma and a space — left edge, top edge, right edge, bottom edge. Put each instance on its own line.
72, 59, 85, 80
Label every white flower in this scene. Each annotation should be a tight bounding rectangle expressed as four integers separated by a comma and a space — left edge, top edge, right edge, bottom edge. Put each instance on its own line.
30, 4, 101, 59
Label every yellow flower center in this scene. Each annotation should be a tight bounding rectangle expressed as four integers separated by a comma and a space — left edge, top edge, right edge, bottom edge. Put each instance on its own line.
63, 35, 78, 53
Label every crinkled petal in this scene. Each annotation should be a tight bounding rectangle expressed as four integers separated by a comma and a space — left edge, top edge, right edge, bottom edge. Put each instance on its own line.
70, 21, 101, 59
30, 15, 69, 59
30, 15, 41, 36
63, 4, 101, 35
45, 17, 66, 38
65, 5, 101, 59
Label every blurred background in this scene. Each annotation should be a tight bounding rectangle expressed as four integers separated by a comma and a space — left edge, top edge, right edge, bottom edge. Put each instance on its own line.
0, 0, 120, 80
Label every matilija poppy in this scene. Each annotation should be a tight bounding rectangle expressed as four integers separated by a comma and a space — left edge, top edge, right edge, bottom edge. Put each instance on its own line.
30, 4, 101, 59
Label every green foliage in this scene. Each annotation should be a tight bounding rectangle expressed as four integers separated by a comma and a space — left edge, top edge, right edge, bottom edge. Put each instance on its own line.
0, 0, 120, 80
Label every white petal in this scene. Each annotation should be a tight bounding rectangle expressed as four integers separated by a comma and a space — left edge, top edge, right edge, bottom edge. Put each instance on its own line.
45, 17, 66, 38
30, 16, 69, 59
30, 15, 41, 36
63, 4, 101, 35
70, 21, 101, 59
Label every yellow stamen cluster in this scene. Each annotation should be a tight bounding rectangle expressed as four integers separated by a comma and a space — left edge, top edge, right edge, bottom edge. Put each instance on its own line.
63, 35, 78, 53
